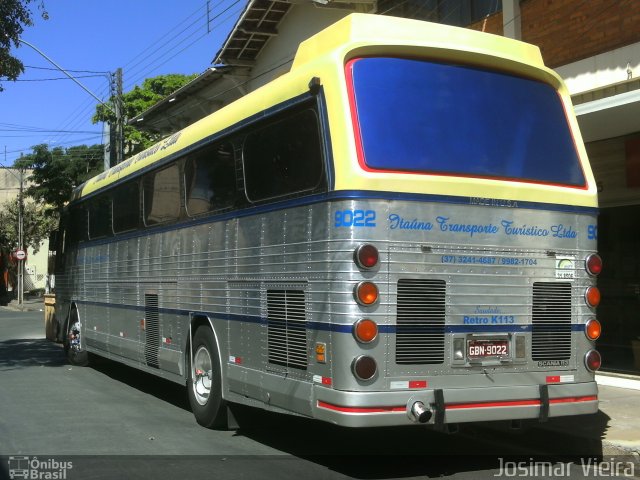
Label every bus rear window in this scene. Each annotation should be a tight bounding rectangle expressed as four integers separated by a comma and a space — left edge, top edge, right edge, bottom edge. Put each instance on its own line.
347, 57, 586, 187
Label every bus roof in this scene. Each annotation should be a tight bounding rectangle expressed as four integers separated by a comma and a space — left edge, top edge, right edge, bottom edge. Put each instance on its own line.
74, 14, 578, 203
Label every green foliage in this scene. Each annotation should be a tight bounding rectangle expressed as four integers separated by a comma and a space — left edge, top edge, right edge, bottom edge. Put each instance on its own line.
0, 198, 58, 253
14, 144, 104, 212
0, 0, 48, 91
94, 73, 197, 155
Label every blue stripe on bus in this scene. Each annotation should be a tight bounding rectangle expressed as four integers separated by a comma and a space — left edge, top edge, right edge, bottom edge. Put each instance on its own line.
326, 190, 599, 215
78, 188, 598, 250
74, 300, 585, 334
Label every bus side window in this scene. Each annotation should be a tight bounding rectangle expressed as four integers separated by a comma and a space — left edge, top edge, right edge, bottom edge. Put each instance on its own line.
113, 181, 140, 233
68, 205, 87, 245
88, 194, 113, 239
184, 141, 236, 216
242, 108, 325, 202
143, 163, 181, 226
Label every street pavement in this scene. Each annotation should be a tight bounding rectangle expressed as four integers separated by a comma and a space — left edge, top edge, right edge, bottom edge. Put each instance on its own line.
1, 299, 639, 479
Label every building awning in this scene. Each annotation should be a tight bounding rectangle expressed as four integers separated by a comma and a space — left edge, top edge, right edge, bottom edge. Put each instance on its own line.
574, 81, 640, 143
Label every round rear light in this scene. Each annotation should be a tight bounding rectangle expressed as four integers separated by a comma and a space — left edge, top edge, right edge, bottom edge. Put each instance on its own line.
585, 254, 603, 276
353, 319, 378, 343
585, 319, 601, 341
585, 286, 601, 308
585, 350, 602, 372
352, 355, 377, 381
354, 244, 379, 269
354, 281, 379, 306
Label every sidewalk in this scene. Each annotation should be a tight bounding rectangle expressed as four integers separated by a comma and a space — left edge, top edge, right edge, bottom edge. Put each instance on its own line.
595, 373, 640, 456
0, 296, 45, 312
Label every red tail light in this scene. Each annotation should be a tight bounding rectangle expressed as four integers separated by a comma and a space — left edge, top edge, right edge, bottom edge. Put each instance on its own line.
585, 254, 603, 276
354, 244, 379, 269
352, 355, 377, 381
585, 350, 602, 372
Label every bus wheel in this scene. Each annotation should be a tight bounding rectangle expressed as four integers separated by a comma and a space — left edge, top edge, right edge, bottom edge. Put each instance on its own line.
187, 326, 227, 429
63, 308, 89, 367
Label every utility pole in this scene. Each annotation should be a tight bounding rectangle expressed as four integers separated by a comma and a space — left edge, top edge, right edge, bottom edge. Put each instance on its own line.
18, 167, 24, 308
109, 68, 124, 167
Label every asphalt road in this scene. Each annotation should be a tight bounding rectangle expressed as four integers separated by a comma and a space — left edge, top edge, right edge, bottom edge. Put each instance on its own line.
0, 309, 617, 480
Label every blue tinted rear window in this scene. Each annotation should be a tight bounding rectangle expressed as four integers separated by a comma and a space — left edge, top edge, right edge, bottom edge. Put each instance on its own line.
349, 57, 585, 187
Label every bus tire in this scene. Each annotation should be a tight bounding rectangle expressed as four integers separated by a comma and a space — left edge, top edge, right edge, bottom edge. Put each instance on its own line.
187, 326, 227, 429
63, 308, 89, 367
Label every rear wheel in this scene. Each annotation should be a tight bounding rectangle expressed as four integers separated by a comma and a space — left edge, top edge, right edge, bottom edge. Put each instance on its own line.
187, 326, 227, 428
63, 308, 89, 367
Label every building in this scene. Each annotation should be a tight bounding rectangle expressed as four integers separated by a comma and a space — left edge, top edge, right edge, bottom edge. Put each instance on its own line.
131, 0, 640, 373
0, 168, 50, 298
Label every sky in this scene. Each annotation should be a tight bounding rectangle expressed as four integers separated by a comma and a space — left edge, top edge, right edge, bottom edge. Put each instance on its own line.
1, 0, 245, 167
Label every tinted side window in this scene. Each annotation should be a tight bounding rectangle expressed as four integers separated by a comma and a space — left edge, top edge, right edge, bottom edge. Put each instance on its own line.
184, 142, 236, 216
113, 181, 140, 233
243, 108, 325, 202
88, 194, 112, 239
143, 163, 181, 226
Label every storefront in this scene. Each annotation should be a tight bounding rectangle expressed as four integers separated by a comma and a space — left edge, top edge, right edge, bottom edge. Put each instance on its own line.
576, 88, 640, 373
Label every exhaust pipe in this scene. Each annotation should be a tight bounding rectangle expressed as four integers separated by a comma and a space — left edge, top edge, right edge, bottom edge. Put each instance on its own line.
410, 401, 433, 423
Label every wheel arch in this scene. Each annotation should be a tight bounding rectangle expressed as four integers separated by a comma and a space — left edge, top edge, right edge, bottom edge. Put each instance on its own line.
184, 314, 226, 396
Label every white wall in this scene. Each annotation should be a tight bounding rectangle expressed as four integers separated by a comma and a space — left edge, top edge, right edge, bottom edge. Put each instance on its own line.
248, 4, 359, 91
555, 41, 640, 95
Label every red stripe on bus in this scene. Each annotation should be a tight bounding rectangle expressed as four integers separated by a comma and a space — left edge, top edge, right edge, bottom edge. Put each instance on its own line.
318, 395, 597, 414
317, 401, 405, 413
446, 395, 597, 410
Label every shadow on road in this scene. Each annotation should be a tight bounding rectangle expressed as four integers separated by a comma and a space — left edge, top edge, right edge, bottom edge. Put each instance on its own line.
227, 404, 608, 479
0, 338, 66, 370
75, 355, 610, 479
88, 355, 191, 412
3, 341, 607, 479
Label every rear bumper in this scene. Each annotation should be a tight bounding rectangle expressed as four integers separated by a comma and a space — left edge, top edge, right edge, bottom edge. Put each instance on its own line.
312, 381, 598, 428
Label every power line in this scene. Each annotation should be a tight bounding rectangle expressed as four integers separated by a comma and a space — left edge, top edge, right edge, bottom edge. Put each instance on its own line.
5, 74, 109, 82
23, 64, 110, 75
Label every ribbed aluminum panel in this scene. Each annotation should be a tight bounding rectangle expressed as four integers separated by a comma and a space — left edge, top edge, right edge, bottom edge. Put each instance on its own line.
144, 293, 160, 368
267, 290, 307, 370
396, 279, 446, 364
532, 282, 572, 361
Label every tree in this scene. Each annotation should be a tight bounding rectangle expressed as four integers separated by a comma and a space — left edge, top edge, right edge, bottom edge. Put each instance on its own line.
14, 143, 104, 212
0, 198, 57, 253
93, 73, 197, 155
0, 0, 48, 91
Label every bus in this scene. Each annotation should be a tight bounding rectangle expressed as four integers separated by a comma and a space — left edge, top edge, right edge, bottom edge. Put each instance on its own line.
52, 13, 602, 429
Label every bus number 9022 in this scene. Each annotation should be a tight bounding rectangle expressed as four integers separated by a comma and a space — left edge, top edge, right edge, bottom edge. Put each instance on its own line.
335, 209, 376, 227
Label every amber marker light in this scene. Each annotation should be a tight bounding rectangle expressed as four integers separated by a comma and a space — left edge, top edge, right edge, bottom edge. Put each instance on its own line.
585, 319, 602, 341
585, 286, 601, 308
353, 318, 378, 343
585, 350, 602, 372
585, 254, 603, 276
354, 281, 379, 306
354, 244, 379, 269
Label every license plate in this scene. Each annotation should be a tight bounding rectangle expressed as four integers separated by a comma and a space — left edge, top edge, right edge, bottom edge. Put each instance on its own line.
467, 339, 509, 358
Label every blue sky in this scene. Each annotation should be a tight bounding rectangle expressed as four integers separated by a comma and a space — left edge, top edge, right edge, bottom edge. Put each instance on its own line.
1, 0, 244, 166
